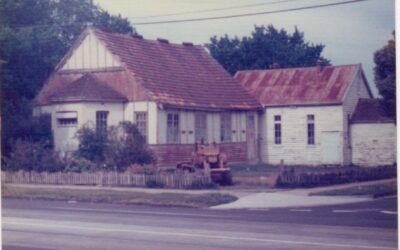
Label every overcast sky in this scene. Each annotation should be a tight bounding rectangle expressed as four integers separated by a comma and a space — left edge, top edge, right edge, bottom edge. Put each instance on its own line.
94, 0, 395, 96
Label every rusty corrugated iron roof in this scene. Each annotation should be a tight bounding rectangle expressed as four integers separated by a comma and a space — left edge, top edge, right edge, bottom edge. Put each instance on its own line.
351, 98, 395, 123
235, 64, 368, 106
49, 74, 128, 103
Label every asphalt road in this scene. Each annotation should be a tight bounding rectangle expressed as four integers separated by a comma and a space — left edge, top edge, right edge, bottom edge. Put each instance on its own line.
2, 197, 398, 250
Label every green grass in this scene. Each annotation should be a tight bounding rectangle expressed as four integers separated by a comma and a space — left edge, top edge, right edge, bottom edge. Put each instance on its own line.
1, 185, 237, 208
310, 181, 397, 198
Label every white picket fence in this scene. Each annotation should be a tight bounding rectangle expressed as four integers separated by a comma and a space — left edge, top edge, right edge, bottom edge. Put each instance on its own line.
1, 171, 212, 189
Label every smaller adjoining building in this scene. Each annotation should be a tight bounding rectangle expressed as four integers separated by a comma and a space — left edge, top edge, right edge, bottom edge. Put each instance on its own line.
235, 63, 383, 166
350, 98, 397, 167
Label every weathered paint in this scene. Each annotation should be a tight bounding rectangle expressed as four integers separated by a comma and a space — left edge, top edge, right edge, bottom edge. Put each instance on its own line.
351, 123, 397, 166
261, 105, 344, 165
156, 109, 252, 145
36, 102, 124, 153
341, 69, 373, 164
61, 30, 121, 70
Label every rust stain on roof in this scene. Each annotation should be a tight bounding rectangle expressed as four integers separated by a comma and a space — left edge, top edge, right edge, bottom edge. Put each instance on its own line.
235, 64, 362, 106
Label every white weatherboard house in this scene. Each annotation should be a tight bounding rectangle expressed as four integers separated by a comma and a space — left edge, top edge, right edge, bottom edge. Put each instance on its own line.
34, 27, 261, 166
34, 27, 396, 167
235, 64, 392, 166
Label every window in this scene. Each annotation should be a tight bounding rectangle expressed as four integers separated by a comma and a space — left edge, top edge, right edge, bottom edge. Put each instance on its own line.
56, 111, 77, 127
96, 111, 108, 134
220, 113, 232, 142
135, 112, 147, 142
58, 118, 77, 126
307, 114, 315, 145
274, 115, 281, 144
195, 112, 207, 143
167, 113, 180, 143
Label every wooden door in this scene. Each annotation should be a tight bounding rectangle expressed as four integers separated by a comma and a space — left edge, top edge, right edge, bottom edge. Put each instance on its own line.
321, 131, 341, 165
246, 114, 257, 162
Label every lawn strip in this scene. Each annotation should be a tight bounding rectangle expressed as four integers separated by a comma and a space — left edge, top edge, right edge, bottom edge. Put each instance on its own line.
1, 185, 237, 208
309, 181, 397, 198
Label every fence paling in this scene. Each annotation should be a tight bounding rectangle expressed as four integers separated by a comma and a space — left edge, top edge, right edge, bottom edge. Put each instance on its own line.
2, 171, 212, 189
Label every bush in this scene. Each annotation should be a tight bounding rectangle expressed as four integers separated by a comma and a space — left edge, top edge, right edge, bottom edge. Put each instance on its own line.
74, 122, 155, 172
4, 140, 64, 172
186, 180, 218, 190
74, 125, 107, 163
63, 157, 98, 173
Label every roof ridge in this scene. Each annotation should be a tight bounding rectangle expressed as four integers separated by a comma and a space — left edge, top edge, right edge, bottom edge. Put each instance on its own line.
94, 27, 200, 47
236, 63, 361, 73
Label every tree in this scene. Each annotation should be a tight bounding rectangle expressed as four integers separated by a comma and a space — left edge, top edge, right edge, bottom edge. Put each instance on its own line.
206, 25, 330, 75
374, 32, 396, 116
0, 0, 135, 156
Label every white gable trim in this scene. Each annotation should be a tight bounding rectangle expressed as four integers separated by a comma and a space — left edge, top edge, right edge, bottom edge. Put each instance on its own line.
60, 29, 121, 70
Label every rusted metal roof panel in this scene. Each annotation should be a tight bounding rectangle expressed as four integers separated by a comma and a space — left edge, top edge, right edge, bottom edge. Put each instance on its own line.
235, 64, 361, 106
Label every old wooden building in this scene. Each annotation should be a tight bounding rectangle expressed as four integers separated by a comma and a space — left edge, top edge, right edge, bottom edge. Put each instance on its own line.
235, 64, 383, 166
34, 26, 261, 165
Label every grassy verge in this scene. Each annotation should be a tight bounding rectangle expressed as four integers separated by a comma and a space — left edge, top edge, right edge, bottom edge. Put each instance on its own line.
310, 181, 397, 198
1, 185, 237, 208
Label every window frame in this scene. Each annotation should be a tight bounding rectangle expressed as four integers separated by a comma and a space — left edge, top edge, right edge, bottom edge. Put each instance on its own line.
274, 115, 282, 145
307, 114, 315, 145
220, 113, 232, 143
167, 112, 180, 144
96, 111, 109, 134
135, 111, 148, 143
194, 112, 207, 143
56, 111, 77, 127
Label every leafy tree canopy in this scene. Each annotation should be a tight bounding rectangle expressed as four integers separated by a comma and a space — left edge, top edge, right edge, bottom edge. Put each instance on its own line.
374, 31, 396, 116
0, 0, 135, 155
205, 25, 330, 75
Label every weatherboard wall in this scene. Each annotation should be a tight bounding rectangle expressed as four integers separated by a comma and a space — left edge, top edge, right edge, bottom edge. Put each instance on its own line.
261, 105, 344, 165
341, 70, 373, 165
36, 102, 124, 153
61, 30, 121, 70
351, 123, 397, 166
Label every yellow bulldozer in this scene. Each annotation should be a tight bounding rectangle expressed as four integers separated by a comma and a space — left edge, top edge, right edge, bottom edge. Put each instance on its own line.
176, 143, 232, 185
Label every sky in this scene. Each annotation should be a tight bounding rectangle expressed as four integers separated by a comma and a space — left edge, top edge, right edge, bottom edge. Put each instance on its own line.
94, 0, 395, 96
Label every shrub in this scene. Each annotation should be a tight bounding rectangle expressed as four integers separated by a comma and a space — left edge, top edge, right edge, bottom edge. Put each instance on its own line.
74, 125, 107, 163
63, 157, 98, 173
74, 122, 155, 172
4, 140, 64, 172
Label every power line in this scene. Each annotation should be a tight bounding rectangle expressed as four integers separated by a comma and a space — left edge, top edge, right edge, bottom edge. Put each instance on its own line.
130, 0, 299, 19
132, 0, 368, 26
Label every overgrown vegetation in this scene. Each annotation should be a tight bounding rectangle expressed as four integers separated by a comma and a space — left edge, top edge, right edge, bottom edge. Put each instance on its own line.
1, 0, 135, 157
374, 31, 396, 116
3, 140, 64, 172
74, 122, 155, 172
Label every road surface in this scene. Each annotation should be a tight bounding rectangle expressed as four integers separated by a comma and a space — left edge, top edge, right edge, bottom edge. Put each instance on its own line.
2, 197, 398, 250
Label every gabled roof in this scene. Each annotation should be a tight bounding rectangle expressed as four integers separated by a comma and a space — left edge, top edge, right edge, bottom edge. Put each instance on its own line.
235, 64, 371, 107
49, 73, 128, 103
92, 29, 260, 110
351, 98, 395, 124
36, 27, 260, 110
